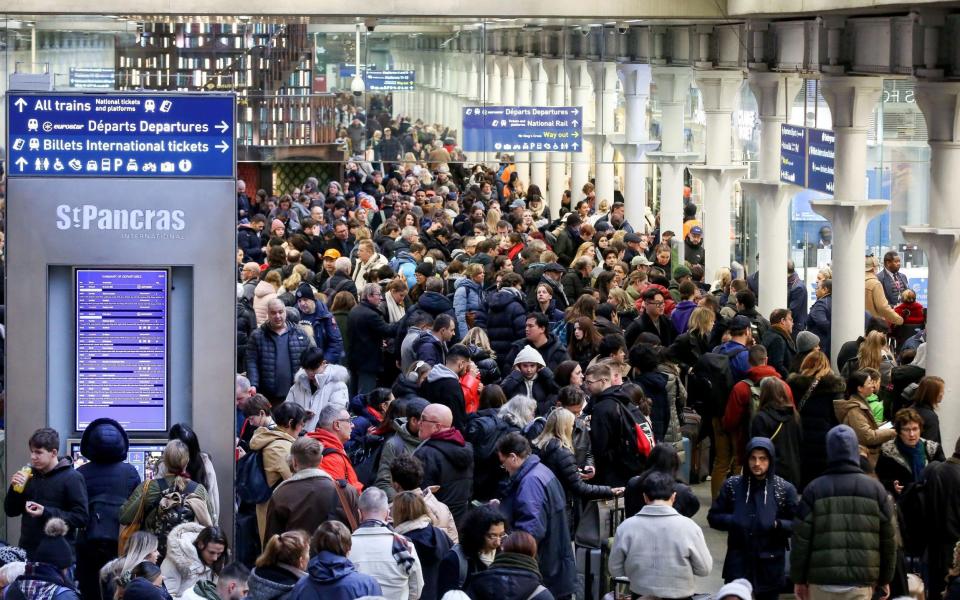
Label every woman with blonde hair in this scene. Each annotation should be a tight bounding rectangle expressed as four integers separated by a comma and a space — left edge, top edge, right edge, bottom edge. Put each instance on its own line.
573, 241, 596, 262
669, 306, 715, 369
247, 530, 309, 600
392, 492, 452, 600
841, 330, 894, 379
100, 532, 160, 600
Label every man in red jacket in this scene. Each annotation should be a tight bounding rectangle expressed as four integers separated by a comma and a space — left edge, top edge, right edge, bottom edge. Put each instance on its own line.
309, 404, 363, 492
722, 345, 793, 465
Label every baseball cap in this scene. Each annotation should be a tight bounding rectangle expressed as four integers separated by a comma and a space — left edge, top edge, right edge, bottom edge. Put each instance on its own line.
544, 262, 566, 273
728, 315, 751, 333
631, 255, 653, 267
323, 249, 341, 260
690, 226, 703, 236
624, 233, 643, 244
295, 283, 315, 301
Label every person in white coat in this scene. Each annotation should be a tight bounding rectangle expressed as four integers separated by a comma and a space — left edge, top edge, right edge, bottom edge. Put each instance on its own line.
353, 240, 389, 287
348, 488, 424, 600
285, 348, 351, 432
161, 524, 228, 599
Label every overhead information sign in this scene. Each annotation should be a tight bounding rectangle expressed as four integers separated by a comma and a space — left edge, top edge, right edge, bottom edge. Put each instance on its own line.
462, 106, 583, 153
76, 269, 168, 432
6, 92, 235, 178
366, 70, 416, 91
338, 63, 375, 77
779, 124, 806, 186
806, 128, 836, 195
69, 68, 115, 90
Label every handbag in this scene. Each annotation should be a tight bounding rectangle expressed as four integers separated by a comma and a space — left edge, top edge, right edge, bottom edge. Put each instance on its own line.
575, 496, 623, 549
118, 480, 151, 554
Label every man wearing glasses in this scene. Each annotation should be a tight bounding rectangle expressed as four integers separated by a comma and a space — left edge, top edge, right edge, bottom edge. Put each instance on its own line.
309, 405, 362, 493
584, 363, 644, 488
625, 287, 678, 348
413, 404, 474, 523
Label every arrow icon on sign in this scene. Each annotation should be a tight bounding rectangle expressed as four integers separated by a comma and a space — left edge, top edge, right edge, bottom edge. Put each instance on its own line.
215, 120, 230, 133
571, 108, 579, 115
572, 120, 579, 127
216, 140, 230, 153
572, 142, 580, 150
14, 98, 27, 113
14, 157, 27, 171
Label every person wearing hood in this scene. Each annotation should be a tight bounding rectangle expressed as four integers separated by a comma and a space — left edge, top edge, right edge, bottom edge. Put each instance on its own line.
500, 347, 561, 417
504, 314, 570, 374
413, 404, 475, 524
75, 419, 142, 600
419, 345, 471, 431
750, 378, 803, 487
790, 425, 897, 600
264, 437, 359, 543
465, 531, 553, 600
496, 435, 576, 600
834, 370, 896, 470
453, 264, 488, 339
286, 348, 350, 432
294, 284, 344, 364
392, 492, 453, 600
375, 399, 430, 501
308, 406, 364, 493
486, 274, 530, 373
723, 345, 792, 466
5, 428, 88, 559
289, 521, 381, 600
708, 437, 799, 600
6, 518, 80, 600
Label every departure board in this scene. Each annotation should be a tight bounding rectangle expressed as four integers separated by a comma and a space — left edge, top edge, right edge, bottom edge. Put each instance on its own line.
76, 269, 168, 431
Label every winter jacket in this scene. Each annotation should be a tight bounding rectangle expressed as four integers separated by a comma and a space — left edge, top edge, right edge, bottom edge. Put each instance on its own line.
347, 301, 399, 375
667, 331, 712, 371
253, 280, 279, 326
246, 565, 303, 600
624, 312, 678, 349
486, 289, 529, 372
561, 271, 590, 304
790, 425, 897, 587
249, 428, 295, 541
161, 522, 213, 599
76, 418, 142, 543
394, 516, 453, 600
761, 327, 798, 379
633, 371, 679, 443
393, 251, 419, 288
239, 224, 266, 263
464, 552, 553, 600
624, 472, 700, 519
865, 271, 904, 326
4, 457, 88, 557
919, 456, 960, 600
670, 300, 697, 334
787, 374, 844, 489
348, 522, 424, 600
750, 406, 803, 488
323, 273, 358, 300
684, 238, 705, 266
499, 456, 577, 599
911, 403, 941, 445
722, 365, 786, 462
453, 278, 488, 338
375, 422, 422, 500
286, 365, 350, 432
788, 273, 808, 334
834, 395, 897, 469
708, 438, 799, 593
413, 429, 475, 524
609, 504, 712, 598
289, 551, 382, 600
500, 370, 560, 417
298, 302, 344, 364
875, 438, 943, 496
535, 438, 614, 528
353, 253, 389, 287
504, 336, 570, 374
4, 563, 80, 600
397, 487, 459, 545
393, 293, 458, 357
412, 330, 446, 367
589, 385, 642, 487
246, 321, 314, 400
806, 295, 832, 358
419, 365, 468, 431
553, 227, 583, 267
308, 429, 363, 493
265, 468, 360, 541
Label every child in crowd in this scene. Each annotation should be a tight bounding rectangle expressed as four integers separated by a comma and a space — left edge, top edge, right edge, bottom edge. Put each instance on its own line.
894, 289, 925, 326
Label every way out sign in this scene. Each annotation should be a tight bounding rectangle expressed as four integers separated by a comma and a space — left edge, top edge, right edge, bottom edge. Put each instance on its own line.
462, 106, 583, 153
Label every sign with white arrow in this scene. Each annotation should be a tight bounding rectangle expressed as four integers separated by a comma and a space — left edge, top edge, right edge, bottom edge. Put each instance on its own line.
6, 92, 235, 178
462, 106, 583, 153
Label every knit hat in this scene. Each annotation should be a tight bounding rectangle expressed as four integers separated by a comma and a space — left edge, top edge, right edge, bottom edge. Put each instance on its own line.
715, 578, 753, 600
673, 265, 692, 280
34, 518, 73, 569
295, 283, 315, 301
0, 545, 26, 566
415, 262, 435, 277
513, 345, 546, 368
796, 331, 820, 354
271, 218, 284, 231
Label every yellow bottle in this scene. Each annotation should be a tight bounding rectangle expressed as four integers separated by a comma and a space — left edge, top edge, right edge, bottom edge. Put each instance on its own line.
12, 466, 31, 494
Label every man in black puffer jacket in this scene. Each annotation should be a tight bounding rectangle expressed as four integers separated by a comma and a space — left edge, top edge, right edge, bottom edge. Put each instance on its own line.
504, 313, 570, 373
393, 278, 458, 357
247, 298, 314, 404
485, 274, 529, 374
76, 419, 142, 600
413, 404, 475, 524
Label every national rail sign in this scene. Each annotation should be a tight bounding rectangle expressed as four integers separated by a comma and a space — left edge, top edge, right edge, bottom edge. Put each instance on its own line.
366, 70, 416, 92
780, 124, 806, 187
6, 92, 235, 178
462, 106, 583, 153
806, 128, 836, 195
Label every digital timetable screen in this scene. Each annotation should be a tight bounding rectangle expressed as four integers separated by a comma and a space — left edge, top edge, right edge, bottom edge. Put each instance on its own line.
76, 269, 169, 431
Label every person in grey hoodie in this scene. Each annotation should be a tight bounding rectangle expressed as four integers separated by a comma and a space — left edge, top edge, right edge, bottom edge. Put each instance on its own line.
418, 345, 471, 431
400, 313, 434, 374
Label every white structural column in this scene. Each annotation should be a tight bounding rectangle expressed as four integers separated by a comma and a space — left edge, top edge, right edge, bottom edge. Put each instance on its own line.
614, 63, 660, 230
484, 56, 503, 163
545, 58, 567, 215
430, 58, 442, 125
810, 75, 886, 364
513, 56, 532, 185
591, 61, 618, 206
902, 81, 960, 448
567, 59, 592, 202
529, 57, 549, 195
500, 56, 516, 107
647, 66, 696, 241
688, 70, 747, 280
742, 72, 804, 317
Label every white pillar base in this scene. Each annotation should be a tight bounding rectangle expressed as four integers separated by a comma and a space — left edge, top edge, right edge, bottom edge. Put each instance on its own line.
740, 181, 799, 317
688, 165, 748, 280
613, 140, 661, 233
649, 152, 700, 242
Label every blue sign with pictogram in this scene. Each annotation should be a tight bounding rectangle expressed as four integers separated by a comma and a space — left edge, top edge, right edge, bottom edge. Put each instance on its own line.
780, 124, 806, 187
6, 92, 235, 178
462, 106, 583, 153
806, 128, 836, 195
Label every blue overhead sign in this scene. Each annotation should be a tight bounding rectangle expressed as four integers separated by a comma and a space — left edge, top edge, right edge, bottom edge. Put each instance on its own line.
462, 106, 583, 153
780, 124, 806, 186
806, 128, 836, 195
339, 63, 375, 77
6, 92, 235, 178
366, 70, 416, 91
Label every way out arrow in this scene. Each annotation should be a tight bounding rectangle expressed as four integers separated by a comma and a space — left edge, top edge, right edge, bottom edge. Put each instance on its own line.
572, 142, 580, 150
14, 157, 27, 171
216, 140, 230, 153
215, 120, 230, 133
14, 98, 27, 113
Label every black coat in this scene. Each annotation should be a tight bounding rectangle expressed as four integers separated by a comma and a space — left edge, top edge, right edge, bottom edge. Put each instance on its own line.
589, 386, 642, 487
420, 366, 469, 432
750, 406, 803, 488
625, 472, 700, 519
625, 312, 677, 349
501, 370, 560, 417
465, 558, 554, 600
761, 328, 797, 379
561, 271, 589, 304
246, 321, 314, 399
667, 331, 712, 371
393, 292, 459, 356
919, 457, 960, 600
238, 224, 266, 263
347, 301, 399, 374
322, 272, 358, 299
875, 439, 943, 496
402, 523, 453, 600
414, 434, 475, 524
486, 290, 529, 372
77, 419, 141, 542
787, 374, 844, 489
910, 403, 941, 445
4, 458, 89, 556
535, 439, 613, 504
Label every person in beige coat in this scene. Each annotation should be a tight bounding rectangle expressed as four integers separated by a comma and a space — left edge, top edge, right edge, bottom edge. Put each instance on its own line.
834, 370, 896, 469
865, 256, 904, 326
248, 403, 307, 543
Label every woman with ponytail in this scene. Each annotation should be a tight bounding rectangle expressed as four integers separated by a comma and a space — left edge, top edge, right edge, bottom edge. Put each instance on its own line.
246, 531, 309, 600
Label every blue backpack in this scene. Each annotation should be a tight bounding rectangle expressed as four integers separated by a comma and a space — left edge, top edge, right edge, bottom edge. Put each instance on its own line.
236, 449, 274, 504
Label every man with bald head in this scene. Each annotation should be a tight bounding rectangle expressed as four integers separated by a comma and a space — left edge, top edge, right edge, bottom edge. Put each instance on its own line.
413, 403, 474, 523
246, 297, 314, 404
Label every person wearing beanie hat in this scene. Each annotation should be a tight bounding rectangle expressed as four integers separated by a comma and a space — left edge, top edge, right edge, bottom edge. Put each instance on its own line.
6, 519, 80, 600
294, 282, 344, 365
791, 331, 820, 373
269, 219, 285, 239
553, 214, 585, 267
501, 346, 560, 416
716, 578, 754, 600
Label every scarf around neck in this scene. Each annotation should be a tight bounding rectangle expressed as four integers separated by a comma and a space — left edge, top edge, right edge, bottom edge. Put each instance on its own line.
896, 438, 926, 480
385, 292, 406, 323
358, 520, 416, 575
490, 552, 541, 577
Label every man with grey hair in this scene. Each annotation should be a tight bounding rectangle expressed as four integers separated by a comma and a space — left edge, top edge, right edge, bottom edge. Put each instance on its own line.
246, 298, 314, 404
235, 374, 256, 435
347, 283, 400, 395
310, 405, 362, 492
349, 488, 424, 600
323, 256, 358, 299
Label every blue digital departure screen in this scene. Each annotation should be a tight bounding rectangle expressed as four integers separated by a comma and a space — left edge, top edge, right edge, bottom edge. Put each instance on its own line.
70, 441, 165, 481
76, 269, 168, 431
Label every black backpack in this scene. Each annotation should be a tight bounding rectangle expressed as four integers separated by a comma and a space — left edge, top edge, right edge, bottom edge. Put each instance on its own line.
688, 346, 748, 419
236, 449, 275, 504
84, 492, 128, 542
345, 435, 385, 488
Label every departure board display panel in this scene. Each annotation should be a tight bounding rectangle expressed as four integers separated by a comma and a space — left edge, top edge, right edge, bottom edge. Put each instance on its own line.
76, 269, 168, 431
